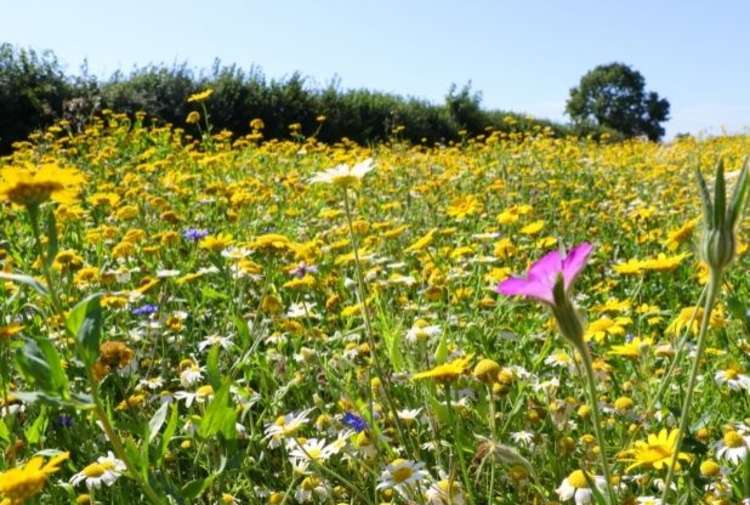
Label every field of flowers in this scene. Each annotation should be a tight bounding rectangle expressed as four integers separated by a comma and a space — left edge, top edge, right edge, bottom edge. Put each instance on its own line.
2, 104, 750, 505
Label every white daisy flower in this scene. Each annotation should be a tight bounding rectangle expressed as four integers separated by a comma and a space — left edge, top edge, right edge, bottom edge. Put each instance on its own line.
376, 458, 429, 496
309, 158, 375, 186
715, 367, 750, 391
70, 451, 127, 490
716, 430, 750, 464
556, 470, 606, 505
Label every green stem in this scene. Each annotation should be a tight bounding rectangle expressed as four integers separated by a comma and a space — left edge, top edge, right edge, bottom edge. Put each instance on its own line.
342, 187, 411, 454
27, 206, 63, 314
661, 271, 721, 503
578, 342, 616, 504
445, 384, 476, 505
88, 370, 166, 505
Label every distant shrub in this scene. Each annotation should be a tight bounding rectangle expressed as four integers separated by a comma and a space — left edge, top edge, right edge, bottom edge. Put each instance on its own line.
0, 43, 616, 153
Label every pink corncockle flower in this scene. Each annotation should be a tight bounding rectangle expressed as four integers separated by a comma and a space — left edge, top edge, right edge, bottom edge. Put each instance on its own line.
496, 242, 593, 305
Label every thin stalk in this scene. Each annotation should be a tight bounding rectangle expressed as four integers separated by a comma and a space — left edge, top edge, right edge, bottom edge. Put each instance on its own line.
578, 342, 616, 504
445, 384, 476, 505
661, 270, 721, 503
342, 187, 411, 453
27, 206, 63, 314
88, 370, 166, 505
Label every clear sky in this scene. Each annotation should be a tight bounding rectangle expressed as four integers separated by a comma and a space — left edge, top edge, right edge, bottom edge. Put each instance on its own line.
4, 0, 749, 138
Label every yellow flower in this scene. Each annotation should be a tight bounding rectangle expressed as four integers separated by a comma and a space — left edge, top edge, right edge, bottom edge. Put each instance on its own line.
186, 111, 201, 124
618, 428, 692, 472
412, 355, 472, 383
446, 195, 482, 220
187, 88, 214, 102
199, 233, 234, 252
608, 336, 653, 359
405, 228, 436, 253
667, 306, 725, 336
0, 322, 24, 342
585, 316, 632, 343
0, 163, 85, 207
663, 218, 698, 251
520, 219, 544, 235
0, 452, 69, 504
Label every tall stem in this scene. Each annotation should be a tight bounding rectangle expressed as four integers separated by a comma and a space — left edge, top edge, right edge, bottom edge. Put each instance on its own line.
342, 187, 411, 453
88, 370, 166, 505
661, 270, 720, 503
578, 342, 616, 504
27, 206, 63, 314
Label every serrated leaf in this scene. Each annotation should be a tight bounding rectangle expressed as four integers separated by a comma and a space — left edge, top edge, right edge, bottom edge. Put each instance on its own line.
0, 272, 49, 295
15, 338, 67, 395
148, 401, 170, 444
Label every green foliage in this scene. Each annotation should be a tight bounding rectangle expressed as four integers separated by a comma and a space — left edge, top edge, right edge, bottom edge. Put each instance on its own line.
566, 62, 670, 141
0, 43, 619, 153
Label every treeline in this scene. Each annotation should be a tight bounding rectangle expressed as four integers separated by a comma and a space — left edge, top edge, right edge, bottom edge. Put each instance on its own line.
0, 43, 616, 152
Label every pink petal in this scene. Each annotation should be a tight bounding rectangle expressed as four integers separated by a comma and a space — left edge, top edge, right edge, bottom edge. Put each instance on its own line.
527, 250, 563, 286
561, 242, 593, 289
497, 276, 555, 304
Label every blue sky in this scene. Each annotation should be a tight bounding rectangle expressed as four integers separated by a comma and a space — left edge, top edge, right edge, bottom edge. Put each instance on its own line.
5, 0, 749, 138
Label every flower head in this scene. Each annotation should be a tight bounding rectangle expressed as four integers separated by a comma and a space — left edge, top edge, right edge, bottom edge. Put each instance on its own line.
497, 242, 593, 305
0, 163, 85, 208
310, 158, 374, 187
0, 452, 69, 505
618, 428, 692, 472
70, 452, 126, 490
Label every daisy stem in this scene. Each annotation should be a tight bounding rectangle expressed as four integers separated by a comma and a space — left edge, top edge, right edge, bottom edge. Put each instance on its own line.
342, 187, 412, 454
661, 270, 721, 503
87, 370, 166, 505
578, 342, 617, 504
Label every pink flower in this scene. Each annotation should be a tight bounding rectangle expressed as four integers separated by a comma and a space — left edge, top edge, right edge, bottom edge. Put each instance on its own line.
497, 242, 593, 305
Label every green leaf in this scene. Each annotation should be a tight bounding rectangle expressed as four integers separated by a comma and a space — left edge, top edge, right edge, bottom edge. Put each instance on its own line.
45, 209, 58, 268
695, 168, 713, 226
25, 408, 48, 444
0, 272, 49, 295
66, 293, 102, 365
15, 338, 67, 395
434, 332, 449, 364
206, 345, 222, 390
148, 401, 170, 444
0, 419, 10, 443
713, 158, 726, 229
157, 404, 179, 465
198, 383, 236, 440
234, 316, 251, 350
727, 156, 750, 229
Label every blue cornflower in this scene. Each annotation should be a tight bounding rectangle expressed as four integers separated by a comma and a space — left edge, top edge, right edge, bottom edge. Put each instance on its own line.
183, 228, 209, 242
132, 304, 158, 316
55, 414, 74, 429
342, 412, 368, 432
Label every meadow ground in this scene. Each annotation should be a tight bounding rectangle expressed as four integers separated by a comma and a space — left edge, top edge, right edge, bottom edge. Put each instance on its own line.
1, 111, 750, 505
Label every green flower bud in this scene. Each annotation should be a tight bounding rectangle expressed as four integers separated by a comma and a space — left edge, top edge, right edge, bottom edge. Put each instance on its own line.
551, 273, 585, 351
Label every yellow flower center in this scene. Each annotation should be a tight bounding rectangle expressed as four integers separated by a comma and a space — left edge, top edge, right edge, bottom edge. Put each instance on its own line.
567, 470, 589, 489
82, 461, 114, 478
724, 430, 744, 448
390, 459, 414, 483
723, 368, 739, 380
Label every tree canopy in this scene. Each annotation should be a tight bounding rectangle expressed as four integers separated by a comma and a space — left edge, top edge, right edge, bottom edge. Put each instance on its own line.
566, 63, 670, 141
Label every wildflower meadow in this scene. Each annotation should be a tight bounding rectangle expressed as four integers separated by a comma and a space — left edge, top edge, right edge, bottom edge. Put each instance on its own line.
3, 101, 750, 505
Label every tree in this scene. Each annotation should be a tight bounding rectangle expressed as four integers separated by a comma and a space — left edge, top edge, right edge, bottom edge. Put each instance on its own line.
566, 63, 670, 141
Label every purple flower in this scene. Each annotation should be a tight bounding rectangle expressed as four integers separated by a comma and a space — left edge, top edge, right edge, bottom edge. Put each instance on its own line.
290, 261, 318, 278
496, 242, 593, 305
183, 228, 209, 242
132, 304, 158, 316
342, 412, 368, 432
